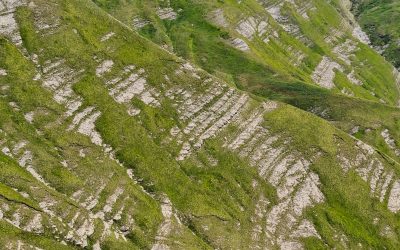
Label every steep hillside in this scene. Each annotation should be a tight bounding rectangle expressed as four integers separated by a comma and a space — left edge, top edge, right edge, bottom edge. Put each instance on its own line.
92, 0, 400, 165
0, 0, 400, 249
93, 0, 400, 104
351, 0, 400, 68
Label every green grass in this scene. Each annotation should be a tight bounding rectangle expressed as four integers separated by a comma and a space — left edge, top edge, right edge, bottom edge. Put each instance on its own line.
352, 0, 400, 68
98, 0, 399, 103
263, 104, 400, 248
0, 0, 399, 248
90, 0, 400, 163
0, 220, 76, 249
13, 1, 284, 246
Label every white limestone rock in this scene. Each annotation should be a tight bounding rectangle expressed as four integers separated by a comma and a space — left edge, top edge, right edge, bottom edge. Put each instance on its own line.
293, 219, 321, 239
209, 9, 228, 28
24, 111, 35, 124
0, 12, 23, 46
96, 60, 114, 77
193, 94, 248, 150
266, 5, 282, 20
341, 88, 354, 97
102, 188, 124, 214
77, 111, 103, 146
133, 17, 150, 29
75, 219, 95, 247
381, 129, 400, 156
0, 68, 7, 76
333, 39, 358, 65
369, 162, 384, 194
177, 142, 191, 161
312, 57, 343, 89
114, 75, 146, 103
280, 241, 302, 250
394, 68, 400, 86
156, 8, 177, 20
380, 172, 393, 202
68, 106, 95, 131
41, 59, 84, 117
23, 214, 43, 233
1, 146, 12, 157
292, 173, 324, 216
231, 38, 250, 51
152, 195, 180, 250
228, 113, 264, 150
352, 25, 370, 45
347, 70, 363, 86
263, 2, 312, 46
388, 180, 400, 213
102, 65, 160, 113
100, 32, 115, 42
236, 17, 258, 40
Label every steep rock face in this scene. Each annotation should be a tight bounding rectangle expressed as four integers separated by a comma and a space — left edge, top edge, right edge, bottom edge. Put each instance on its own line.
0, 0, 400, 249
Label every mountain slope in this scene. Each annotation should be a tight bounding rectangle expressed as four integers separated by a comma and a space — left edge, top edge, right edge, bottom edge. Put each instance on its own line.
93, 0, 400, 168
0, 0, 400, 249
93, 0, 400, 104
351, 0, 400, 68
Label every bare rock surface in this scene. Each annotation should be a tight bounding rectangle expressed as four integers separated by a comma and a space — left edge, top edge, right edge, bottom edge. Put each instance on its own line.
0, 0, 26, 47
337, 139, 400, 213
133, 16, 150, 29
236, 16, 269, 41
312, 57, 342, 89
260, 2, 313, 46
0, 139, 105, 247
41, 59, 84, 117
347, 70, 363, 86
3, 140, 53, 188
0, 68, 7, 76
352, 25, 371, 45
231, 38, 250, 51
388, 181, 400, 213
100, 32, 115, 42
333, 39, 358, 65
209, 9, 228, 28
394, 68, 400, 106
165, 70, 325, 248
184, 98, 323, 248
381, 129, 400, 156
225, 112, 324, 248
1, 1, 400, 248
151, 195, 181, 250
156, 8, 177, 20
96, 60, 114, 77
99, 62, 161, 116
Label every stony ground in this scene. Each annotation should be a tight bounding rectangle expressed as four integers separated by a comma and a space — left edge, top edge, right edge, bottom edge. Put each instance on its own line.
0, 0, 400, 249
